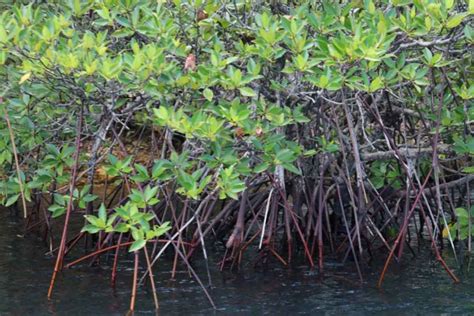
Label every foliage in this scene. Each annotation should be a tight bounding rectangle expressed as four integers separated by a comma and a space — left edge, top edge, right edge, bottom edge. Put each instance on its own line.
443, 206, 474, 240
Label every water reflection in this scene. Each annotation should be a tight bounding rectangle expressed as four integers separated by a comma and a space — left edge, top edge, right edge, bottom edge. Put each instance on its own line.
1, 212, 473, 315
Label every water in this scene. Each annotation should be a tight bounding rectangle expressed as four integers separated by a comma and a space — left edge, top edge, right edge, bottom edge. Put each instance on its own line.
1, 211, 474, 315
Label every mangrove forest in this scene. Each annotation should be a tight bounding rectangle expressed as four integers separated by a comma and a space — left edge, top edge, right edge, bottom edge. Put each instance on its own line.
0, 0, 473, 314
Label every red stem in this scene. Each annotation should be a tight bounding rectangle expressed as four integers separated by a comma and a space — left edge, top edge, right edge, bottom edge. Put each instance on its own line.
48, 106, 83, 299
129, 251, 139, 312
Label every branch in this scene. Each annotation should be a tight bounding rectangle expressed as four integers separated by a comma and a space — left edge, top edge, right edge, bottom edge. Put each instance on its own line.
419, 174, 474, 196
361, 144, 451, 162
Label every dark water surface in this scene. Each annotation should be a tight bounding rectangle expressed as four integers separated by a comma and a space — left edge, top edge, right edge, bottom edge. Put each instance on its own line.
1, 211, 474, 315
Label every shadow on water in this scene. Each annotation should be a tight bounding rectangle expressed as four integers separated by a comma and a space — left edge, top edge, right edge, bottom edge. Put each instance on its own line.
1, 211, 474, 315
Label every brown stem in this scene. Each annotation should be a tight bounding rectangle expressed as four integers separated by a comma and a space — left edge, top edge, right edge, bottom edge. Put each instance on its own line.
111, 233, 123, 286
3, 104, 28, 218
48, 104, 83, 299
129, 251, 139, 312
378, 168, 433, 288
65, 239, 191, 269
226, 189, 248, 250
144, 246, 160, 310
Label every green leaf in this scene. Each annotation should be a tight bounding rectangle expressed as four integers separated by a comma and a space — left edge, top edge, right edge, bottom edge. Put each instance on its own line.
254, 162, 270, 173
446, 13, 467, 29
144, 185, 159, 202
81, 224, 101, 234
303, 149, 317, 157
0, 25, 7, 43
369, 77, 384, 92
84, 214, 101, 227
282, 163, 302, 175
203, 88, 214, 101
98, 203, 107, 222
276, 149, 296, 163
154, 221, 172, 237
19, 72, 31, 84
114, 222, 129, 233
372, 177, 384, 189
239, 87, 257, 97
462, 166, 474, 174
129, 239, 146, 252
455, 207, 469, 226
48, 204, 66, 218
293, 106, 310, 123
4, 194, 19, 207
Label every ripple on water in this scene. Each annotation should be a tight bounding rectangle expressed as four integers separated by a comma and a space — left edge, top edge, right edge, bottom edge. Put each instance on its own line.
1, 211, 474, 314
